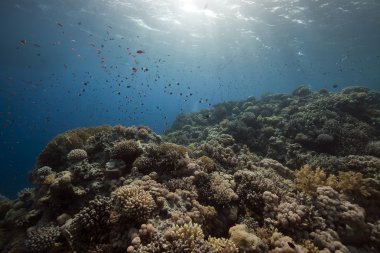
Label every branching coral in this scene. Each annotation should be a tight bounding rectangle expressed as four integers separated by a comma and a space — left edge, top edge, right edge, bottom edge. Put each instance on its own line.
310, 229, 349, 253
196, 155, 216, 173
67, 196, 112, 251
294, 165, 329, 195
263, 191, 315, 233
131, 222, 218, 253
314, 186, 370, 243
112, 185, 155, 222
295, 165, 372, 198
24, 225, 61, 252
194, 172, 238, 206
234, 169, 290, 213
335, 171, 371, 197
229, 224, 265, 252
167, 222, 205, 251
208, 237, 238, 253
70, 196, 111, 233
196, 140, 238, 169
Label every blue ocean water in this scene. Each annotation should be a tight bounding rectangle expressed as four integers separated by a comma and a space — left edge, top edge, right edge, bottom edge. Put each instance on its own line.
0, 0, 379, 198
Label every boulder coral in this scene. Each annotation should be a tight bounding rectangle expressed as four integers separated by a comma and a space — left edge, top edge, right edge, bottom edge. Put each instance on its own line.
112, 140, 142, 166
67, 148, 88, 162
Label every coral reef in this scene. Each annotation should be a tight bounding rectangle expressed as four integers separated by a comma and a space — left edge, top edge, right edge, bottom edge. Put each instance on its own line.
165, 86, 380, 177
1, 87, 380, 253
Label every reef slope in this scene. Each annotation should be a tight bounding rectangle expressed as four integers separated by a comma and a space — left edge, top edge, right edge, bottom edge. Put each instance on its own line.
0, 87, 380, 253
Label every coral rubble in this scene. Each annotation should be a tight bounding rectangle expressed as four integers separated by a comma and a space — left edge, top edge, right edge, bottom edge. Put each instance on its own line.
1, 87, 380, 252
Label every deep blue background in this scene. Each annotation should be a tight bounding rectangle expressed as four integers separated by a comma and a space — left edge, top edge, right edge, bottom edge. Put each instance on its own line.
1, 0, 380, 198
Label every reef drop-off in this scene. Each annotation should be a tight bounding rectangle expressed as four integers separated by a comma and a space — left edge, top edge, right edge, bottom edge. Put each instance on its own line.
0, 86, 380, 253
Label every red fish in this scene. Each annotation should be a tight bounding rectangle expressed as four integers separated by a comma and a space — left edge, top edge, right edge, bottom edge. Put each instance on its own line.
136, 50, 144, 54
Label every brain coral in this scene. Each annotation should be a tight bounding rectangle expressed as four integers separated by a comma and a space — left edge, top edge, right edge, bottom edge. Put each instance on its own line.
112, 185, 155, 222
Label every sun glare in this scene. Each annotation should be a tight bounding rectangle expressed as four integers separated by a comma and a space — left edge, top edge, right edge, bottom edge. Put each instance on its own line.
180, 1, 218, 18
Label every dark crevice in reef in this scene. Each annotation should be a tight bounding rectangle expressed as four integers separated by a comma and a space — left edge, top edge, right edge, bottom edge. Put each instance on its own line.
0, 86, 379, 253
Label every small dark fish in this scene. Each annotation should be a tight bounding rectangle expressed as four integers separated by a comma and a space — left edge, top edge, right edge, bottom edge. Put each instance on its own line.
132, 67, 138, 73
19, 39, 26, 46
332, 84, 338, 88
57, 22, 63, 27
136, 50, 145, 54
78, 22, 82, 26
33, 43, 41, 48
